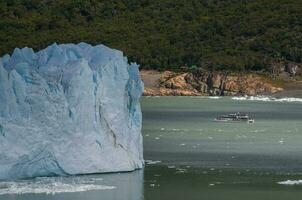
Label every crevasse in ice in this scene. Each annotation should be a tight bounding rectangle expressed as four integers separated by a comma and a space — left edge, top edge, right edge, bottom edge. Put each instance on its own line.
0, 43, 144, 179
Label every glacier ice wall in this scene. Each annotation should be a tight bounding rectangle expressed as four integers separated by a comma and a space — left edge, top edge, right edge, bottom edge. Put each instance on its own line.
0, 43, 144, 179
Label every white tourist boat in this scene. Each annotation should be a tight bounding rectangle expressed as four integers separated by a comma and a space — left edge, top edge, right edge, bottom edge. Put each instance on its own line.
214, 112, 254, 123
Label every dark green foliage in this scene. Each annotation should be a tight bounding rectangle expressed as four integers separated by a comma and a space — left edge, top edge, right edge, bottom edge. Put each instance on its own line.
0, 0, 302, 71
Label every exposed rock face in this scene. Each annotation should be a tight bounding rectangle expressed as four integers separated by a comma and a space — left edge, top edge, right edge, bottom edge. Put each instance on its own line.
0, 43, 144, 179
286, 63, 302, 76
141, 69, 283, 96
186, 69, 283, 96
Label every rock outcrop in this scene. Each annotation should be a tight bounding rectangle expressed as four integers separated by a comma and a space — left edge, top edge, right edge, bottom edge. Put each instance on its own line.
285, 63, 302, 76
142, 69, 283, 96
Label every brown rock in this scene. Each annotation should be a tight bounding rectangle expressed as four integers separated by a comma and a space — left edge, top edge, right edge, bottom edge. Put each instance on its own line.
141, 69, 283, 96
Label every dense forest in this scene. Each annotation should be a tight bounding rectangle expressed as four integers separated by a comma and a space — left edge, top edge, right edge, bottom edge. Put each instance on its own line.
0, 0, 302, 71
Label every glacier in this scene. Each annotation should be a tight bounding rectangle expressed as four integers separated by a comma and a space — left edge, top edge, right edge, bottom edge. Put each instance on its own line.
0, 43, 144, 179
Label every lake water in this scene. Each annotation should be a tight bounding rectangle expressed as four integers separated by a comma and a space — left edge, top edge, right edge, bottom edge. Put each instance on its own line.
1, 96, 302, 200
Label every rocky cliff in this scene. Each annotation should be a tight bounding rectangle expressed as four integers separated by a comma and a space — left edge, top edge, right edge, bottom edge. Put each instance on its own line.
142, 69, 283, 96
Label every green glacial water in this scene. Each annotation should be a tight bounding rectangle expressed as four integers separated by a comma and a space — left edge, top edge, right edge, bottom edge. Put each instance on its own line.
1, 96, 302, 200
143, 96, 302, 200
143, 96, 302, 170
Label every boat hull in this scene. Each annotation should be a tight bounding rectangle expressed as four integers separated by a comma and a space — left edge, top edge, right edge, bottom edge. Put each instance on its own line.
213, 119, 254, 123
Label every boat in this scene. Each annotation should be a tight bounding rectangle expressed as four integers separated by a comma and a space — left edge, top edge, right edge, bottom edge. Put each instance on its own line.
214, 112, 254, 123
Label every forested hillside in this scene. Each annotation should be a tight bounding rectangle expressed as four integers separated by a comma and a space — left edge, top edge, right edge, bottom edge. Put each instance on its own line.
1, 0, 302, 71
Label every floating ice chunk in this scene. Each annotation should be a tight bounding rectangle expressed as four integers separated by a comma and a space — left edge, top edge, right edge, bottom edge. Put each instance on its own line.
145, 160, 162, 165
176, 168, 188, 174
232, 96, 248, 101
0, 177, 115, 195
208, 96, 220, 99
279, 139, 284, 144
232, 96, 302, 103
278, 180, 302, 185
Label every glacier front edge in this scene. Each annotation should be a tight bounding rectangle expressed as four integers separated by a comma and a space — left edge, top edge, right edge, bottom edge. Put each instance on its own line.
0, 43, 144, 179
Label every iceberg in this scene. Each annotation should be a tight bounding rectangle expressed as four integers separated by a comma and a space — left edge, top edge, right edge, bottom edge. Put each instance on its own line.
0, 43, 144, 179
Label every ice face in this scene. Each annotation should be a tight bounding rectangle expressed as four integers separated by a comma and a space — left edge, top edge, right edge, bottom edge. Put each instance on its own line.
0, 43, 144, 179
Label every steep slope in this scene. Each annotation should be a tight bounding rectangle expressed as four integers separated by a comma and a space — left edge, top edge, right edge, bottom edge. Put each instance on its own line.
1, 0, 302, 71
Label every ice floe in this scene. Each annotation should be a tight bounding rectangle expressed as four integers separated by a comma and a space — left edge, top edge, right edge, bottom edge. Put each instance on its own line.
0, 176, 115, 195
232, 96, 302, 103
145, 160, 162, 165
278, 180, 302, 185
208, 96, 220, 99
